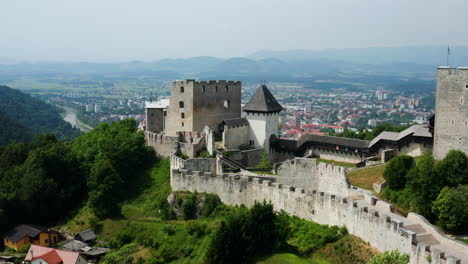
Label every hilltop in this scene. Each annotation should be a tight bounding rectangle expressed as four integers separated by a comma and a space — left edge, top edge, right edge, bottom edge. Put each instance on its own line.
0, 85, 81, 145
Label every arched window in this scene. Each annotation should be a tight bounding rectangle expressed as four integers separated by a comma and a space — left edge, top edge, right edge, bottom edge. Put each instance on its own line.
179, 101, 184, 108
224, 100, 230, 108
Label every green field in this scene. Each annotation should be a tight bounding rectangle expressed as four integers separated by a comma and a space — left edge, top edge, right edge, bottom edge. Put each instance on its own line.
318, 158, 357, 168
347, 164, 386, 191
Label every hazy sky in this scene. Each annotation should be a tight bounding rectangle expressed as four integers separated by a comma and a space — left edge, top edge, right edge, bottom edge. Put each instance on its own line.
1, 0, 467, 62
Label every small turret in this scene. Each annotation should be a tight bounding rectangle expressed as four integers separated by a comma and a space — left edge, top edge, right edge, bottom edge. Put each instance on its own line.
244, 84, 283, 152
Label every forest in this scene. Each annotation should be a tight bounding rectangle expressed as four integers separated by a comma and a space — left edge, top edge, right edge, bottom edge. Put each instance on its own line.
0, 119, 153, 233
0, 85, 81, 145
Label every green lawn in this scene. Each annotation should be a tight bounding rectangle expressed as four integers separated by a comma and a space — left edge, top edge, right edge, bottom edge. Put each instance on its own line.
318, 158, 357, 168
257, 253, 329, 264
347, 164, 386, 191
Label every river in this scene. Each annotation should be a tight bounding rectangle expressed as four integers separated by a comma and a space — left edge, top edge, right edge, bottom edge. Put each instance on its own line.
63, 107, 92, 132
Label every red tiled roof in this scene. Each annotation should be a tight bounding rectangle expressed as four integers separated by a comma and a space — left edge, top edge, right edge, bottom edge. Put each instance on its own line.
32, 249, 63, 264
25, 245, 80, 264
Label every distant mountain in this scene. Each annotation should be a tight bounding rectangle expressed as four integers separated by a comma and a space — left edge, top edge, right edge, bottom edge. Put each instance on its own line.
0, 85, 81, 145
248, 46, 468, 66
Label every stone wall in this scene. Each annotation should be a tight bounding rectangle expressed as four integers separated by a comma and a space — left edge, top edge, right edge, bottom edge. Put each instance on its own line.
145, 107, 165, 133
145, 131, 179, 157
145, 131, 206, 158
171, 158, 468, 264
392, 142, 432, 158
193, 80, 242, 133
308, 147, 364, 163
274, 158, 351, 195
223, 124, 249, 150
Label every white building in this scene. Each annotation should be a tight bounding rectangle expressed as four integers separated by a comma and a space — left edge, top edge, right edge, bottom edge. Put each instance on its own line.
244, 85, 283, 153
85, 104, 93, 112
94, 104, 102, 113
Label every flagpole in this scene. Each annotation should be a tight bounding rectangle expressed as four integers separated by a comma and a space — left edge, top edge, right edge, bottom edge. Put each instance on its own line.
447, 46, 450, 67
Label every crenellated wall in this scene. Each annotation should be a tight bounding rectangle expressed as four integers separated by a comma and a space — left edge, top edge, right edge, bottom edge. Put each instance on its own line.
145, 131, 207, 158
274, 158, 351, 195
170, 157, 468, 264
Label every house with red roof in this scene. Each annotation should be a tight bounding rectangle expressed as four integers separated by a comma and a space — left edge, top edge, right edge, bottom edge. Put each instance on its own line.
24, 245, 87, 264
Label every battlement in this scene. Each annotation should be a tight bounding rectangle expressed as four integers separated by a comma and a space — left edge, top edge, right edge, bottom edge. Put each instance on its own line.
437, 66, 468, 77
172, 80, 241, 85
317, 162, 347, 175
170, 158, 468, 263
197, 80, 241, 85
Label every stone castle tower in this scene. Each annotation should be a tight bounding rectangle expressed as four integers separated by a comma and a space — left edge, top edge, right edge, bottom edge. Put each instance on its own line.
244, 84, 283, 153
433, 67, 468, 159
164, 80, 242, 136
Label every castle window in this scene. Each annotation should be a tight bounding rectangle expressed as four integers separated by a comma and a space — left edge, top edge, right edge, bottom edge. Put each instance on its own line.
181, 113, 185, 118
451, 120, 454, 126
460, 97, 464, 105
466, 84, 468, 89
150, 112, 154, 117
465, 120, 468, 127
179, 101, 184, 108
224, 100, 230, 108
215, 85, 218, 92
202, 85, 205, 93
225, 85, 229, 92
180, 86, 184, 93
182, 122, 184, 127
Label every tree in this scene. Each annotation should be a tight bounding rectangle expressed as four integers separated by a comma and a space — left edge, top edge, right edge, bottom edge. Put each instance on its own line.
432, 185, 468, 233
407, 152, 440, 218
205, 202, 281, 264
182, 193, 198, 220
436, 150, 468, 187
257, 150, 272, 169
369, 250, 410, 264
87, 156, 123, 217
383, 155, 414, 190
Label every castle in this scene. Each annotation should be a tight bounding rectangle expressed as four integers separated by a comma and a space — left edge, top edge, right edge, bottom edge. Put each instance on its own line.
143, 79, 434, 167
143, 80, 283, 162
143, 67, 468, 263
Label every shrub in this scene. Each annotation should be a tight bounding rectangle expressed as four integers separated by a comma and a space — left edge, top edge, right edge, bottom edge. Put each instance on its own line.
200, 194, 221, 217
436, 150, 468, 187
186, 220, 207, 237
161, 224, 175, 236
369, 249, 409, 264
384, 155, 414, 190
432, 185, 468, 233
205, 201, 284, 264
182, 193, 198, 220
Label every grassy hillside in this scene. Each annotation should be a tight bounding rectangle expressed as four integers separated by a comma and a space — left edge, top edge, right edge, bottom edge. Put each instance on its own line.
0, 85, 81, 145
62, 158, 378, 264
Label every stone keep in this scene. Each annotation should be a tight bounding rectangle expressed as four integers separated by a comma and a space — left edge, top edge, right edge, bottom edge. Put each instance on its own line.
164, 80, 241, 136
434, 67, 468, 160
244, 85, 283, 152
145, 99, 169, 133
